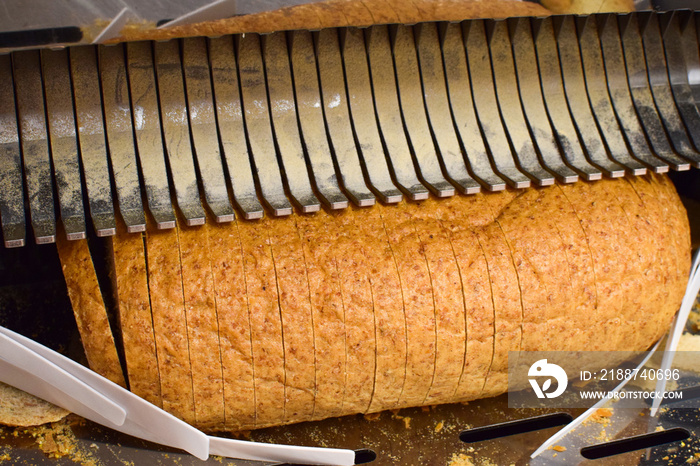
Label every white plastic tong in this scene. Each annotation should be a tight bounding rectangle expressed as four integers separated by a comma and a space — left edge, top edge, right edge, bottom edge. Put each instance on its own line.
0, 325, 358, 465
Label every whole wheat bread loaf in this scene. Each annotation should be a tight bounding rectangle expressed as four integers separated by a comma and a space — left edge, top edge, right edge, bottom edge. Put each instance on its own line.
103, 175, 690, 431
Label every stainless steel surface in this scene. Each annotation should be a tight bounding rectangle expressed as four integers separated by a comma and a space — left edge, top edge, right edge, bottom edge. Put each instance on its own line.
487, 20, 557, 187
341, 28, 403, 204
70, 46, 118, 237
154, 40, 208, 226
464, 20, 533, 189
41, 49, 88, 241
208, 36, 265, 220
316, 28, 376, 207
0, 55, 25, 248
416, 23, 481, 195
0, 12, 699, 245
290, 30, 349, 210
577, 16, 648, 176
555, 16, 627, 178
262, 33, 321, 213
366, 25, 431, 201
532, 18, 604, 181
507, 18, 580, 184
126, 41, 178, 230
596, 14, 674, 173
237, 33, 293, 217
98, 44, 147, 233
440, 22, 507, 192
13, 50, 57, 245
183, 37, 237, 223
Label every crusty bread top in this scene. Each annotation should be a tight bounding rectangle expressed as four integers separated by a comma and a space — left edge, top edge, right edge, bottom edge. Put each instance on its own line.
109, 0, 551, 43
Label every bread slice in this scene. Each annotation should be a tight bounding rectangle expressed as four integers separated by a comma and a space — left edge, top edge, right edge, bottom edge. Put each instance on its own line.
381, 201, 436, 408
295, 209, 347, 421
432, 195, 493, 401
237, 218, 285, 429
176, 218, 225, 430
409, 199, 467, 406
268, 215, 316, 424
111, 223, 161, 405
329, 207, 376, 415
56, 235, 126, 388
475, 192, 523, 398
144, 219, 196, 424
0, 382, 69, 427
558, 181, 624, 351
355, 205, 407, 413
207, 220, 255, 431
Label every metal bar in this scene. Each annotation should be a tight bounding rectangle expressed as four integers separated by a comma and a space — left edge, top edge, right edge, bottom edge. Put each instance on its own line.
236, 33, 293, 216
289, 30, 348, 209
153, 40, 208, 224
125, 42, 176, 229
316, 28, 376, 206
463, 20, 531, 189
12, 50, 56, 244
207, 36, 264, 220
486, 20, 557, 186
261, 32, 320, 212
0, 54, 25, 247
69, 45, 117, 236
638, 11, 700, 167
40, 48, 87, 240
610, 14, 690, 171
657, 12, 700, 158
392, 24, 455, 197
340, 27, 403, 203
576, 16, 647, 175
439, 22, 506, 191
687, 14, 700, 104
620, 13, 700, 167
414, 23, 481, 194
507, 18, 580, 183
596, 14, 673, 173
181, 37, 236, 222
98, 44, 147, 233
365, 25, 431, 200
531, 17, 603, 181
554, 16, 626, 178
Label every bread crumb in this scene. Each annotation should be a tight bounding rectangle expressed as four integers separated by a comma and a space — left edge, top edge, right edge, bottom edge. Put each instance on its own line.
363, 412, 381, 422
448, 452, 475, 466
435, 421, 444, 433
584, 408, 613, 427
391, 412, 411, 429
552, 445, 567, 452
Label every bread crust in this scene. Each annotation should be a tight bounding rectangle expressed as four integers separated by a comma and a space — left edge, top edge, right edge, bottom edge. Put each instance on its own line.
108, 0, 551, 44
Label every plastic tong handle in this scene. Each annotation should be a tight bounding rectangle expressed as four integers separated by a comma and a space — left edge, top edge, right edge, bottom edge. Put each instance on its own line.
0, 330, 126, 427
